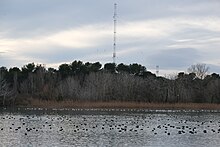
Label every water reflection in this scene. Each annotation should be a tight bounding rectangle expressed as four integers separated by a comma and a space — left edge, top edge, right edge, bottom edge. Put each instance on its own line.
0, 108, 220, 146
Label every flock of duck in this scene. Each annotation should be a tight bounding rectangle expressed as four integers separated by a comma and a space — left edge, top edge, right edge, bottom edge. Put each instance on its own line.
0, 110, 220, 138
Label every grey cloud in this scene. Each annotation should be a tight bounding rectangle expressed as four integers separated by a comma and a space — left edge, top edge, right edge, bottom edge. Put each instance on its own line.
176, 28, 220, 39
0, 54, 21, 68
21, 47, 96, 63
0, 0, 114, 38
148, 48, 200, 70
1, 0, 220, 75
1, 0, 220, 38
208, 64, 220, 74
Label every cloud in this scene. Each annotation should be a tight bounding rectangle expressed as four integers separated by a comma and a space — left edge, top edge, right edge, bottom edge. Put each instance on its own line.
169, 0, 220, 15
1, 0, 220, 76
0, 24, 112, 63
47, 25, 112, 48
2, 0, 220, 39
1, 16, 220, 71
0, 0, 114, 38
207, 64, 220, 74
148, 48, 201, 70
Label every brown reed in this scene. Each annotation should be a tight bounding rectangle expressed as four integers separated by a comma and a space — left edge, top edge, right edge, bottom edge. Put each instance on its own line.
27, 99, 220, 110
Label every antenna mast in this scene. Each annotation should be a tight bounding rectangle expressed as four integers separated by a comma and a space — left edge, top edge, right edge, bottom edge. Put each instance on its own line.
113, 3, 117, 63
156, 65, 159, 76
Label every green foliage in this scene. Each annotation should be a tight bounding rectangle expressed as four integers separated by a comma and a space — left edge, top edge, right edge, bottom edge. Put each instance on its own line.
20, 63, 36, 81
6, 67, 21, 84
48, 67, 57, 73
91, 62, 102, 72
22, 63, 35, 73
117, 63, 130, 73
0, 67, 8, 77
59, 63, 71, 79
104, 63, 116, 73
70, 60, 83, 75
129, 63, 146, 75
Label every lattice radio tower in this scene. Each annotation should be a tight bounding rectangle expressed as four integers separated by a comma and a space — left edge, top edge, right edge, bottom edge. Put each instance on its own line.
113, 3, 117, 63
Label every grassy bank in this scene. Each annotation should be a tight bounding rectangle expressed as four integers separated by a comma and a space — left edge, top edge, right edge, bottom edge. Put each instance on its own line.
24, 99, 220, 110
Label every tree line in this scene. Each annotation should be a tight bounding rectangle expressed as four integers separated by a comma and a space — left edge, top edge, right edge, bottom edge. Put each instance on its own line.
0, 61, 220, 106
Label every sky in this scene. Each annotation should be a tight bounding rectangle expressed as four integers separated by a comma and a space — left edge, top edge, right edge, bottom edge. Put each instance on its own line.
0, 0, 220, 76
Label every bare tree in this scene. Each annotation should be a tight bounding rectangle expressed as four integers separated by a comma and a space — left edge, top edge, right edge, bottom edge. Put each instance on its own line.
0, 77, 7, 105
188, 63, 209, 79
0, 72, 11, 106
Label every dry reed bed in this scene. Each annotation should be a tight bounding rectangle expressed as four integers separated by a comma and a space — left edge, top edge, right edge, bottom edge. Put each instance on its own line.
28, 99, 220, 110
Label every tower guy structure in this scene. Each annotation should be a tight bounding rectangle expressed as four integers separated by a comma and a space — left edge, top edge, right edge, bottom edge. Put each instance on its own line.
113, 3, 117, 63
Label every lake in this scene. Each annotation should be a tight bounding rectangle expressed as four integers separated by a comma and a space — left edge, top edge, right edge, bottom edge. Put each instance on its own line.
0, 108, 220, 147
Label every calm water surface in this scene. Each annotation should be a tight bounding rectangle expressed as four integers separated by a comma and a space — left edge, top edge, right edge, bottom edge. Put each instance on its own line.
0, 108, 220, 147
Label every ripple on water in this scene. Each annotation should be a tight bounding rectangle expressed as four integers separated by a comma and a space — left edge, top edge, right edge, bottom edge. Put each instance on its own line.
0, 109, 220, 146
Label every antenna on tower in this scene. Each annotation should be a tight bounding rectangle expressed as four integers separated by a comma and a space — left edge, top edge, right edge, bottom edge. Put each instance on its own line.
113, 3, 117, 63
156, 65, 159, 76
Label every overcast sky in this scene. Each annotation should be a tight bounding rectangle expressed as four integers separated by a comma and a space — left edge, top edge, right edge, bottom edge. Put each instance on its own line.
0, 0, 220, 75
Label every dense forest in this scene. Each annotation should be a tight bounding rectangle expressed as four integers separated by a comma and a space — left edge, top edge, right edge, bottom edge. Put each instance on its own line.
0, 60, 220, 106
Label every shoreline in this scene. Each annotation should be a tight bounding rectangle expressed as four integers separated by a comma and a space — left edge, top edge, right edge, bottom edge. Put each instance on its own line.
18, 99, 220, 110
